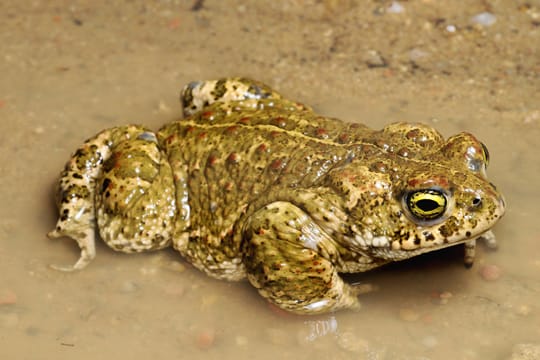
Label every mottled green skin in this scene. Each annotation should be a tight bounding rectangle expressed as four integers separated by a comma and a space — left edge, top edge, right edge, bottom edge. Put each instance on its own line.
49, 78, 505, 314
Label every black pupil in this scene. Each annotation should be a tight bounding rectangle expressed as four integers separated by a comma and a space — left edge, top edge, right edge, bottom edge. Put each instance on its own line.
417, 199, 439, 212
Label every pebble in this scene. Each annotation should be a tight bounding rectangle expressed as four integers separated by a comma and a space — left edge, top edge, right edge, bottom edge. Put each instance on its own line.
479, 264, 502, 281
445, 24, 457, 34
195, 329, 216, 350
471, 12, 497, 27
399, 308, 419, 322
364, 50, 388, 68
430, 290, 453, 305
386, 1, 404, 14
0, 289, 17, 305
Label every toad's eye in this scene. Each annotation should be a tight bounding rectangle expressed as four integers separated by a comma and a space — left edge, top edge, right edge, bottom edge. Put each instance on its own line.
481, 142, 490, 167
406, 189, 447, 220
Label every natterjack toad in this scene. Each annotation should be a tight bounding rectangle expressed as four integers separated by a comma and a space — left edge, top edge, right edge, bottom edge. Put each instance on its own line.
48, 78, 505, 314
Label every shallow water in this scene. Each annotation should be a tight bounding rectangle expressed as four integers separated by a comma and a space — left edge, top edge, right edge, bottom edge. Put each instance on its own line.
1, 1, 539, 359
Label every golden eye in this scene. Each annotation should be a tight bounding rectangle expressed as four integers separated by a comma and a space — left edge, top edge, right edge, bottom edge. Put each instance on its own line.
406, 189, 447, 220
481, 142, 490, 167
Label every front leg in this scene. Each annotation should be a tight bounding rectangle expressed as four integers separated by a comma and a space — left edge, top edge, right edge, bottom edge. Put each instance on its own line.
463, 230, 498, 267
243, 201, 360, 315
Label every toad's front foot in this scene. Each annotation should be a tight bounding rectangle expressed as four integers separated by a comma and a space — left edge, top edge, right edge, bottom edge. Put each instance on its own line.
244, 201, 361, 315
463, 230, 498, 268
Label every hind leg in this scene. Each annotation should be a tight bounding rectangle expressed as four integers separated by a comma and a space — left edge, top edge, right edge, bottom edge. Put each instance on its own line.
180, 77, 284, 116
48, 126, 177, 270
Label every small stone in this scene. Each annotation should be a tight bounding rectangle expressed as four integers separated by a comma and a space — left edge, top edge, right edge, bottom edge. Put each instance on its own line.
399, 308, 419, 322
364, 50, 388, 68
0, 289, 17, 305
439, 291, 453, 305
445, 24, 457, 34
386, 1, 404, 14
479, 264, 502, 281
195, 329, 216, 350
471, 12, 497, 27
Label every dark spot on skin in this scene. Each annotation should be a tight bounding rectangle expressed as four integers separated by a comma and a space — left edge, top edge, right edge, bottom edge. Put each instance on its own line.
72, 173, 83, 179
101, 178, 111, 193
212, 79, 227, 99
414, 236, 421, 245
439, 226, 451, 237
423, 231, 435, 241
466, 231, 472, 237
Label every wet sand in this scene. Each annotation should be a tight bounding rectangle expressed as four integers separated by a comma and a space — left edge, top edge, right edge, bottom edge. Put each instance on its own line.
1, 1, 539, 359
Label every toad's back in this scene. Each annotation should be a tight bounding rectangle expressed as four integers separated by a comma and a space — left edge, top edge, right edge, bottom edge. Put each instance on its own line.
159, 101, 366, 277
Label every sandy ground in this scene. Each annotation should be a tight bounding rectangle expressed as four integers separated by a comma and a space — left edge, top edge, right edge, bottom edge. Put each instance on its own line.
1, 1, 539, 359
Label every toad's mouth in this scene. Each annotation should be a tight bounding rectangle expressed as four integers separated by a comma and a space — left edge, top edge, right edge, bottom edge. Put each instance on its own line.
368, 229, 498, 267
